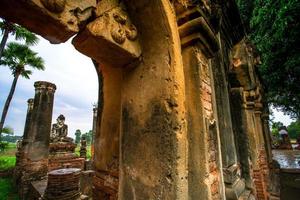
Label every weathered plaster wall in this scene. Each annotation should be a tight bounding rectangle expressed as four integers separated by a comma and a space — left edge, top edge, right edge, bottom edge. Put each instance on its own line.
120, 1, 188, 199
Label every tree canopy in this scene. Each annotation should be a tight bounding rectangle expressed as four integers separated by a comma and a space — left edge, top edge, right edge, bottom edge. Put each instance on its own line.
0, 42, 44, 79
0, 19, 38, 59
237, 0, 300, 119
75, 129, 81, 144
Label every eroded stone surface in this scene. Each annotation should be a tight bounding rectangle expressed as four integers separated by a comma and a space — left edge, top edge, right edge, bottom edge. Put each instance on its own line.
0, 0, 96, 43
45, 168, 81, 200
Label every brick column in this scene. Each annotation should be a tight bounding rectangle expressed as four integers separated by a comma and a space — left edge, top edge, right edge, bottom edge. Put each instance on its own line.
14, 98, 34, 183
18, 81, 56, 199
22, 98, 34, 141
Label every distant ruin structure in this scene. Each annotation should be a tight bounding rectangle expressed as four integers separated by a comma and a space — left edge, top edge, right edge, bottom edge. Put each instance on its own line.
80, 135, 87, 159
14, 81, 56, 199
2, 0, 292, 199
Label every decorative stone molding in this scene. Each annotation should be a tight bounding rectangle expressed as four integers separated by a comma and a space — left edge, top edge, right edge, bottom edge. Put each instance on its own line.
34, 81, 57, 94
110, 9, 138, 44
73, 5, 141, 67
176, 7, 219, 58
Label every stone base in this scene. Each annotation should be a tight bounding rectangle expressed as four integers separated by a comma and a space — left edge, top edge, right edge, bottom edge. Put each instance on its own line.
93, 171, 118, 200
48, 156, 85, 171
15, 159, 48, 199
225, 178, 246, 200
80, 170, 95, 197
45, 168, 81, 200
49, 142, 76, 153
48, 142, 85, 171
238, 190, 256, 200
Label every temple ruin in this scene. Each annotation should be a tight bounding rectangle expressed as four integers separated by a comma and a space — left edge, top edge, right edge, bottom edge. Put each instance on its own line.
1, 0, 298, 199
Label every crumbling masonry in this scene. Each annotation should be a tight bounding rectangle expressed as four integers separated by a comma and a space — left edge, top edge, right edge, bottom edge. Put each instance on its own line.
2, 0, 277, 199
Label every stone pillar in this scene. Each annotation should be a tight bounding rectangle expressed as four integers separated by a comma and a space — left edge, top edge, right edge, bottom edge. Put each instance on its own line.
18, 81, 56, 199
230, 88, 254, 190
91, 105, 97, 160
176, 5, 223, 200
261, 109, 273, 165
80, 135, 87, 159
14, 98, 34, 172
22, 98, 34, 141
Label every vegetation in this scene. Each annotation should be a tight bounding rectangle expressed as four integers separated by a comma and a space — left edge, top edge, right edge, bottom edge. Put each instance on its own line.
287, 120, 300, 140
271, 120, 300, 139
237, 0, 300, 119
1, 134, 21, 143
75, 129, 81, 144
75, 145, 92, 159
0, 178, 19, 200
0, 42, 45, 133
0, 142, 16, 170
0, 20, 38, 59
0, 155, 16, 170
81, 130, 93, 145
0, 126, 14, 151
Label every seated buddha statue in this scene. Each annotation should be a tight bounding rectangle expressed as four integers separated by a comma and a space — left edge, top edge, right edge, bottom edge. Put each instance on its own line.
50, 114, 74, 143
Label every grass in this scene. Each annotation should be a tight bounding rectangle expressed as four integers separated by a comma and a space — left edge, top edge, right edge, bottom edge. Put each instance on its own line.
0, 156, 16, 171
0, 178, 19, 200
75, 145, 92, 159
0, 142, 16, 171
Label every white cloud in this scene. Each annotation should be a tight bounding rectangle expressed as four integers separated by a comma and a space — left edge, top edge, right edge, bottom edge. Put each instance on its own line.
271, 107, 295, 126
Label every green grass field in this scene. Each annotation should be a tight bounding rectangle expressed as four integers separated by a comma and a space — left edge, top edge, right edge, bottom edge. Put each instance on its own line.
0, 143, 18, 200
0, 156, 16, 171
0, 143, 16, 171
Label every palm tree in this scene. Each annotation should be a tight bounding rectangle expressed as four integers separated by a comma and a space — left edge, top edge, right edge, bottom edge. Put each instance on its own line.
0, 42, 45, 132
0, 19, 38, 59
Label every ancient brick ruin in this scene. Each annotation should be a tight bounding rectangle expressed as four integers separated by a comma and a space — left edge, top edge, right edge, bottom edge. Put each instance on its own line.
14, 82, 89, 200
14, 81, 56, 198
1, 0, 293, 199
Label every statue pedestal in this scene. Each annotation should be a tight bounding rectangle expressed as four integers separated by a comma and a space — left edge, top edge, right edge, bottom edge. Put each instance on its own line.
48, 142, 85, 171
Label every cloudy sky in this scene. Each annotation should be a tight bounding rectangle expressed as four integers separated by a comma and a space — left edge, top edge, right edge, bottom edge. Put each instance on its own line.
0, 36, 294, 138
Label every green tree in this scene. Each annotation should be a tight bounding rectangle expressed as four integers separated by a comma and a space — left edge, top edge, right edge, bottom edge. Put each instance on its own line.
75, 129, 81, 144
236, 0, 254, 32
237, 0, 300, 119
0, 42, 45, 132
81, 130, 92, 145
287, 120, 300, 140
271, 121, 283, 137
0, 126, 13, 151
0, 19, 38, 59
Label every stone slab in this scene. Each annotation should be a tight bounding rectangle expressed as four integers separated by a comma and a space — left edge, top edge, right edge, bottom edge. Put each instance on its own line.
272, 150, 300, 172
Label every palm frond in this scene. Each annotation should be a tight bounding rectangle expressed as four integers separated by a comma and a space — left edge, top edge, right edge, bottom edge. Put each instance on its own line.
15, 26, 38, 45
0, 42, 45, 79
21, 69, 32, 79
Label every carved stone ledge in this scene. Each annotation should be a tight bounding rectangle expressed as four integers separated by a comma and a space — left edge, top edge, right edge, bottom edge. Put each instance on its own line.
223, 164, 246, 200
72, 6, 141, 67
177, 8, 219, 58
0, 0, 96, 43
